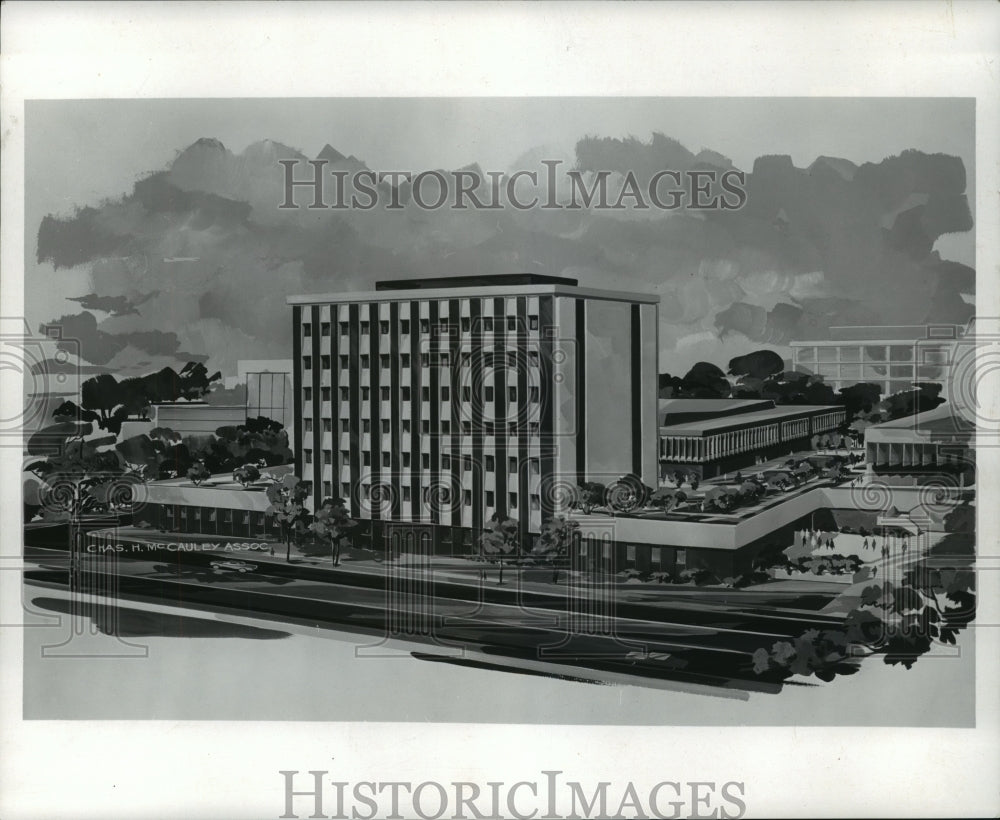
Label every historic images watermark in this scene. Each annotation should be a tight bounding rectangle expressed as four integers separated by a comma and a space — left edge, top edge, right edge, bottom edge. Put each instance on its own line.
278, 160, 748, 212
278, 769, 747, 820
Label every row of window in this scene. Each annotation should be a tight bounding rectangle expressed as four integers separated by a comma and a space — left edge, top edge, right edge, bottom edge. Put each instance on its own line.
303, 315, 542, 338
796, 344, 949, 364
305, 449, 543, 472
303, 417, 542, 436
303, 384, 541, 404
333, 480, 543, 512
302, 350, 543, 371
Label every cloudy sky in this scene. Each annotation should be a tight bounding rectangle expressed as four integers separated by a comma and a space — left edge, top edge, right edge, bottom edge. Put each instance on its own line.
25, 97, 975, 377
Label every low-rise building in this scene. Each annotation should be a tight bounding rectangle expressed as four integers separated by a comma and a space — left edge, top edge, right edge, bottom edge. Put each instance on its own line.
657, 399, 846, 480
148, 402, 247, 437
865, 404, 975, 486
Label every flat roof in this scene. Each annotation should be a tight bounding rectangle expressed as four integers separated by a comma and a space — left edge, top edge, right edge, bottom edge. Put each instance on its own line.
375, 273, 578, 290
288, 282, 660, 306
865, 404, 975, 441
659, 403, 844, 436
659, 398, 772, 414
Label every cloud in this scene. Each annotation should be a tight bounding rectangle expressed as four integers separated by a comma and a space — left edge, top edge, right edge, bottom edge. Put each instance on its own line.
34, 134, 975, 379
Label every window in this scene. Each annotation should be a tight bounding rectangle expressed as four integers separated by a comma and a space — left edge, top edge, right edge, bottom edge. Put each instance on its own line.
442, 386, 451, 401
341, 419, 350, 433
380, 355, 390, 368
323, 481, 332, 497
360, 321, 370, 335
529, 386, 539, 403
651, 547, 661, 565
403, 453, 411, 467
626, 545, 636, 563
420, 353, 429, 367
303, 355, 312, 369
360, 355, 370, 368
463, 455, 472, 471
422, 453, 430, 469
322, 419, 332, 432
323, 450, 332, 465
303, 387, 312, 402
508, 387, 517, 402
224, 509, 234, 524
530, 494, 540, 511
462, 386, 472, 402
528, 351, 539, 366
508, 422, 517, 436
321, 322, 331, 337
304, 449, 313, 464
321, 355, 331, 369
402, 420, 411, 433
304, 418, 313, 433
439, 352, 450, 367
509, 492, 518, 509
339, 386, 350, 401
340, 322, 349, 336
528, 422, 539, 435
422, 386, 431, 401
401, 386, 411, 401
420, 319, 430, 334
484, 386, 494, 401
341, 482, 351, 498
486, 490, 495, 507
362, 419, 371, 433
422, 420, 431, 434
441, 420, 450, 434
380, 320, 389, 334
303, 323, 312, 337
462, 421, 472, 434
340, 355, 349, 369
461, 317, 470, 332
381, 419, 390, 433
179, 507, 188, 519
341, 450, 350, 463
676, 549, 687, 568
361, 387, 370, 401
529, 457, 540, 475
381, 386, 390, 400
507, 316, 517, 331
382, 453, 390, 467
400, 354, 410, 367
463, 490, 473, 506
507, 352, 517, 367
509, 456, 518, 472
483, 317, 494, 331
529, 315, 539, 330
485, 455, 495, 471
363, 451, 371, 466
321, 386, 331, 402
403, 486, 412, 502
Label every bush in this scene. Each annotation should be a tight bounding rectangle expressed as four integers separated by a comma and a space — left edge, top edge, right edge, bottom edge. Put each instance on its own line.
679, 568, 721, 586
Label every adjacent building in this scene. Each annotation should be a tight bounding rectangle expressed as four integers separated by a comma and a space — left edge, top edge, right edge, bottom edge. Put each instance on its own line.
148, 402, 247, 437
288, 273, 660, 554
657, 398, 846, 480
865, 404, 975, 486
790, 324, 963, 396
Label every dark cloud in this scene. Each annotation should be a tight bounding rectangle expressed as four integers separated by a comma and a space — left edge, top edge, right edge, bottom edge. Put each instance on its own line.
34, 134, 975, 377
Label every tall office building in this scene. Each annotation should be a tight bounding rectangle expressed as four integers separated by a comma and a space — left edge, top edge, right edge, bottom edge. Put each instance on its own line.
289, 274, 659, 553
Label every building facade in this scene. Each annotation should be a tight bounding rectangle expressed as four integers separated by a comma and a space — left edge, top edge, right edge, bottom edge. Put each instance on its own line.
288, 274, 659, 554
790, 324, 963, 396
657, 399, 846, 480
865, 404, 975, 486
148, 402, 247, 437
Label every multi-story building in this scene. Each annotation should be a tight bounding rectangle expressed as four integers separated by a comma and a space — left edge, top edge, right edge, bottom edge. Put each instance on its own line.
790, 324, 963, 396
288, 273, 660, 554
240, 359, 294, 443
148, 402, 247, 437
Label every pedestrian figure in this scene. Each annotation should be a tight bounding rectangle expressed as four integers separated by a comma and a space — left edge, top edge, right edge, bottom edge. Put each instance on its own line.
862, 538, 868, 549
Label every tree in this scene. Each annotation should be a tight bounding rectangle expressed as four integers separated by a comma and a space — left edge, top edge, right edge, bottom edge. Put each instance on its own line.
265, 474, 311, 561
681, 361, 730, 398
479, 513, 519, 585
575, 481, 607, 515
308, 497, 356, 566
532, 516, 580, 582
187, 461, 210, 486
728, 350, 784, 381
606, 473, 653, 512
232, 463, 261, 487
